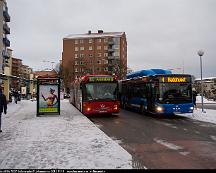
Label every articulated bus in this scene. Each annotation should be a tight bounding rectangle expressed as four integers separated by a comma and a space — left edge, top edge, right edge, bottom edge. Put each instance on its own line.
120, 69, 194, 115
70, 75, 120, 115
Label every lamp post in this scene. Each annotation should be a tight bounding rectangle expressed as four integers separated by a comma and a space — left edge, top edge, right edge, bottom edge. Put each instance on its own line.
197, 50, 204, 113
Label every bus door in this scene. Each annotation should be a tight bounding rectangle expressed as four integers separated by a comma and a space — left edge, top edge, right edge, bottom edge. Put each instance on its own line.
147, 83, 157, 111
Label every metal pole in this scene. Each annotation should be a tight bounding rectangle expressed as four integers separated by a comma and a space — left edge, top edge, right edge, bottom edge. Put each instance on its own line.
200, 55, 204, 112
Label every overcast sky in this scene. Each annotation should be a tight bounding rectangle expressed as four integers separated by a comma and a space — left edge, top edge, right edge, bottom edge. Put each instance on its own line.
7, 0, 216, 78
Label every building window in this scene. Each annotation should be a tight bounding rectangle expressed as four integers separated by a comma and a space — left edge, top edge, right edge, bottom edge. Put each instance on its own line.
80, 39, 84, 44
97, 39, 102, 43
75, 40, 78, 44
104, 38, 108, 43
97, 60, 101, 64
97, 46, 101, 50
104, 67, 108, 71
104, 46, 108, 50
75, 61, 79, 65
104, 53, 108, 57
103, 60, 108, 64
75, 47, 79, 51
80, 61, 84, 65
89, 39, 93, 43
97, 67, 101, 71
89, 54, 93, 58
80, 54, 84, 58
114, 52, 120, 56
113, 45, 120, 49
80, 46, 84, 51
75, 68, 78, 72
97, 53, 102, 57
89, 46, 93, 50
75, 54, 78, 58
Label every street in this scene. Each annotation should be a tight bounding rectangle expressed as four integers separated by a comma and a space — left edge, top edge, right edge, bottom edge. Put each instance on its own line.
89, 109, 216, 169
197, 103, 216, 110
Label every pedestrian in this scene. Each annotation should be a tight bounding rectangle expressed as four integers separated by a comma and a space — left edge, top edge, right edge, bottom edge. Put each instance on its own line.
0, 87, 7, 133
13, 90, 18, 104
192, 88, 198, 109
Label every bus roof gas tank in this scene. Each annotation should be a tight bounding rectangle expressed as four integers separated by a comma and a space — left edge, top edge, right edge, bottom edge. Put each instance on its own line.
126, 69, 172, 79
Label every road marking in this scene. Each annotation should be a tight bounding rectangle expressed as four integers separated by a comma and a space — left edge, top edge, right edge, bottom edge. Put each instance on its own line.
199, 124, 216, 128
179, 151, 190, 156
161, 122, 178, 129
195, 131, 200, 134
210, 135, 216, 141
183, 128, 188, 131
153, 138, 183, 150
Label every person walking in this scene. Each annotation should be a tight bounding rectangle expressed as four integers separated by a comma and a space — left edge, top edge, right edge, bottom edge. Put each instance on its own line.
0, 87, 7, 133
13, 90, 18, 104
192, 88, 198, 109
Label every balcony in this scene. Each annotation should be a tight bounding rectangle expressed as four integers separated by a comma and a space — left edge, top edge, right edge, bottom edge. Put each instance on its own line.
108, 40, 114, 45
3, 37, 10, 47
3, 9, 10, 22
3, 23, 10, 34
2, 49, 10, 59
108, 56, 120, 60
108, 48, 115, 52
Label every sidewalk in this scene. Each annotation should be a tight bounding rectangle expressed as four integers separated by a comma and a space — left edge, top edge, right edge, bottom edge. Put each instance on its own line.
0, 100, 132, 169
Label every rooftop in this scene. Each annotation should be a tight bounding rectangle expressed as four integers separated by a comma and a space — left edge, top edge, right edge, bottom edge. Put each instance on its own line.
64, 31, 125, 40
195, 77, 216, 81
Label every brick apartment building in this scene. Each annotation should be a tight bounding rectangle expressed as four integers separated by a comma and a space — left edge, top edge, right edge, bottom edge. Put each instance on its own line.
62, 30, 127, 90
11, 57, 33, 90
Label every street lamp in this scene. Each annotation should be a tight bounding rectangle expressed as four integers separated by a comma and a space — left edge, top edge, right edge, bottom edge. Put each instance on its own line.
197, 50, 205, 113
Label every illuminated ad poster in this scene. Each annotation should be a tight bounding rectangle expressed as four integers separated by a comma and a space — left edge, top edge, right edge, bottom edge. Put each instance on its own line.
38, 84, 60, 114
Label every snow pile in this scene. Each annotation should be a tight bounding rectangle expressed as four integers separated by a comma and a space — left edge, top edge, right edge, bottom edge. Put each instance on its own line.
0, 100, 132, 169
196, 96, 216, 104
178, 108, 216, 125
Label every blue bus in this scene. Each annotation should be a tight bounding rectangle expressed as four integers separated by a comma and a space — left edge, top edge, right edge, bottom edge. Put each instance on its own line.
120, 69, 194, 115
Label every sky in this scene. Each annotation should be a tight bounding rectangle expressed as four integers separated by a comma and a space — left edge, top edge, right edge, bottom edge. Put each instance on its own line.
7, 0, 216, 78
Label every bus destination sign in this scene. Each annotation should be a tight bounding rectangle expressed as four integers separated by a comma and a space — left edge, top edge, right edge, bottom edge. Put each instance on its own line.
89, 77, 114, 82
160, 76, 190, 83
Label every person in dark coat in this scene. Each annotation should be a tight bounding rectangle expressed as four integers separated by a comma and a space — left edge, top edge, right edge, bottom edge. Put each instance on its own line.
0, 87, 7, 133
13, 90, 18, 104
192, 88, 198, 109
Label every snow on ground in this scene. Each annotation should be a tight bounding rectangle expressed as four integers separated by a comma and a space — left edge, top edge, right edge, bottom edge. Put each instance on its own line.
176, 96, 216, 124
0, 100, 132, 169
178, 108, 216, 125
196, 96, 216, 104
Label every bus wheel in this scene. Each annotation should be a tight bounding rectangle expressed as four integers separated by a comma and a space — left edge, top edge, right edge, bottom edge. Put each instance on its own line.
140, 105, 145, 114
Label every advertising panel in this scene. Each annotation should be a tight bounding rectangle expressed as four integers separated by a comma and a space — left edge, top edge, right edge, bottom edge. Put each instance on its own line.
38, 84, 59, 114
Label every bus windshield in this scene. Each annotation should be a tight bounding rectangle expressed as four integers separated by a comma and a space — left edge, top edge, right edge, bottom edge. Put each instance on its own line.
83, 83, 118, 101
158, 83, 192, 104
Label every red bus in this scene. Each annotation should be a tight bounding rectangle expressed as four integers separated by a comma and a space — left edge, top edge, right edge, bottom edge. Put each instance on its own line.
70, 75, 120, 115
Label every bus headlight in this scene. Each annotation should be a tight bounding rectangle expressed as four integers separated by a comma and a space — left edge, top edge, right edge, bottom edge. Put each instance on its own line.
114, 105, 118, 110
190, 107, 194, 110
86, 107, 91, 111
156, 106, 163, 113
